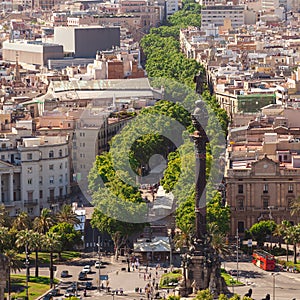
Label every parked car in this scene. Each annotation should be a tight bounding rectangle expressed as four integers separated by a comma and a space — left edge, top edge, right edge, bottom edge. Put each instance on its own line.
78, 271, 87, 280
61, 270, 69, 278
42, 294, 53, 300
85, 281, 93, 290
49, 288, 60, 296
64, 287, 75, 297
82, 265, 92, 273
95, 261, 102, 268
228, 269, 240, 276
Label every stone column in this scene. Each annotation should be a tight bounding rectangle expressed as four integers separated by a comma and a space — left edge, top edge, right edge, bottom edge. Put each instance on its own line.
0, 253, 9, 300
9, 172, 13, 202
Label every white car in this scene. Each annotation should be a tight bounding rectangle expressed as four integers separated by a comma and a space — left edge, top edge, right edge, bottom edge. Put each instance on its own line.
82, 265, 91, 273
95, 261, 102, 268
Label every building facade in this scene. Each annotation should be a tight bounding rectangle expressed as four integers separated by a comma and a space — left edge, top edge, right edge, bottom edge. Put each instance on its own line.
201, 5, 245, 29
0, 135, 71, 217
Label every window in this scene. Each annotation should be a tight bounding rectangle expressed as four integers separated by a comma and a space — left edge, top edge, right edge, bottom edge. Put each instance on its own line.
59, 149, 62, 157
28, 179, 32, 185
49, 176, 54, 184
39, 177, 43, 185
27, 167, 32, 174
60, 163, 63, 169
237, 198, 244, 209
59, 175, 63, 184
263, 184, 268, 193
27, 191, 33, 201
40, 165, 43, 171
49, 150, 54, 158
27, 207, 33, 214
1, 155, 5, 160
49, 164, 54, 170
39, 190, 43, 198
263, 197, 269, 209
27, 153, 32, 160
238, 221, 245, 233
288, 184, 293, 193
16, 208, 21, 215
238, 185, 243, 194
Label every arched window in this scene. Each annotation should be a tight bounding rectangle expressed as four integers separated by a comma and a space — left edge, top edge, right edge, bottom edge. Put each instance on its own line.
49, 150, 54, 158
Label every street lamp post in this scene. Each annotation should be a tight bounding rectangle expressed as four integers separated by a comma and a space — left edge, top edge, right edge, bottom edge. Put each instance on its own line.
97, 236, 101, 292
235, 229, 239, 283
25, 242, 29, 300
271, 273, 279, 300
127, 256, 130, 272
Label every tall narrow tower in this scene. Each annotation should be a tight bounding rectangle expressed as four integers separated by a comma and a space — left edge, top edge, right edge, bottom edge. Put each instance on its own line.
184, 99, 227, 296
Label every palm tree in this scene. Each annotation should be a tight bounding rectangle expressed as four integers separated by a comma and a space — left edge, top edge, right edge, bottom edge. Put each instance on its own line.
0, 204, 12, 227
173, 223, 193, 251
274, 220, 292, 262
4, 249, 23, 300
207, 223, 230, 257
0, 226, 10, 253
33, 208, 55, 234
30, 232, 45, 277
56, 204, 80, 225
290, 197, 300, 222
15, 229, 35, 280
43, 232, 61, 287
285, 224, 300, 264
12, 211, 31, 231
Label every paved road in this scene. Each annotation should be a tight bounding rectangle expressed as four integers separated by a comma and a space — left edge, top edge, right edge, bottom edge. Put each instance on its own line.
45, 255, 169, 300
224, 261, 300, 300
27, 254, 300, 300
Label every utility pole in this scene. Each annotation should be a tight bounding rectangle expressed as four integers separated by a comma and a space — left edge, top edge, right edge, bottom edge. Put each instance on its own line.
98, 236, 101, 292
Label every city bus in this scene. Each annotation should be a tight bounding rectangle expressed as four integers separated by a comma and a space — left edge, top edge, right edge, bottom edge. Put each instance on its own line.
252, 250, 275, 271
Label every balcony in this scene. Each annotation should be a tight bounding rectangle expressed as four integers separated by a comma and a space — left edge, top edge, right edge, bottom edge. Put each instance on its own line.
2, 200, 15, 207
24, 199, 38, 206
47, 197, 58, 204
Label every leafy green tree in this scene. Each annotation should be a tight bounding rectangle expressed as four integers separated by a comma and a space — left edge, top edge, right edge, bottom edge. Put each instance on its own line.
56, 204, 80, 225
33, 208, 55, 234
207, 193, 230, 235
49, 222, 82, 251
91, 208, 144, 260
249, 220, 276, 247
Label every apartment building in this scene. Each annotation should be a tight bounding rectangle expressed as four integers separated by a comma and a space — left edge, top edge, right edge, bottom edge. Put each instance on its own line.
201, 5, 245, 29
0, 135, 70, 217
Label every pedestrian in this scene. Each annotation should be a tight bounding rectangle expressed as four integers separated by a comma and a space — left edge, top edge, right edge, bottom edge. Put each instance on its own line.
144, 274, 146, 281
149, 273, 152, 279
140, 288, 142, 294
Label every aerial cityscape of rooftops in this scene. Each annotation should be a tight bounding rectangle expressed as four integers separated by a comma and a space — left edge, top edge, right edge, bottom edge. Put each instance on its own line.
0, 0, 300, 299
